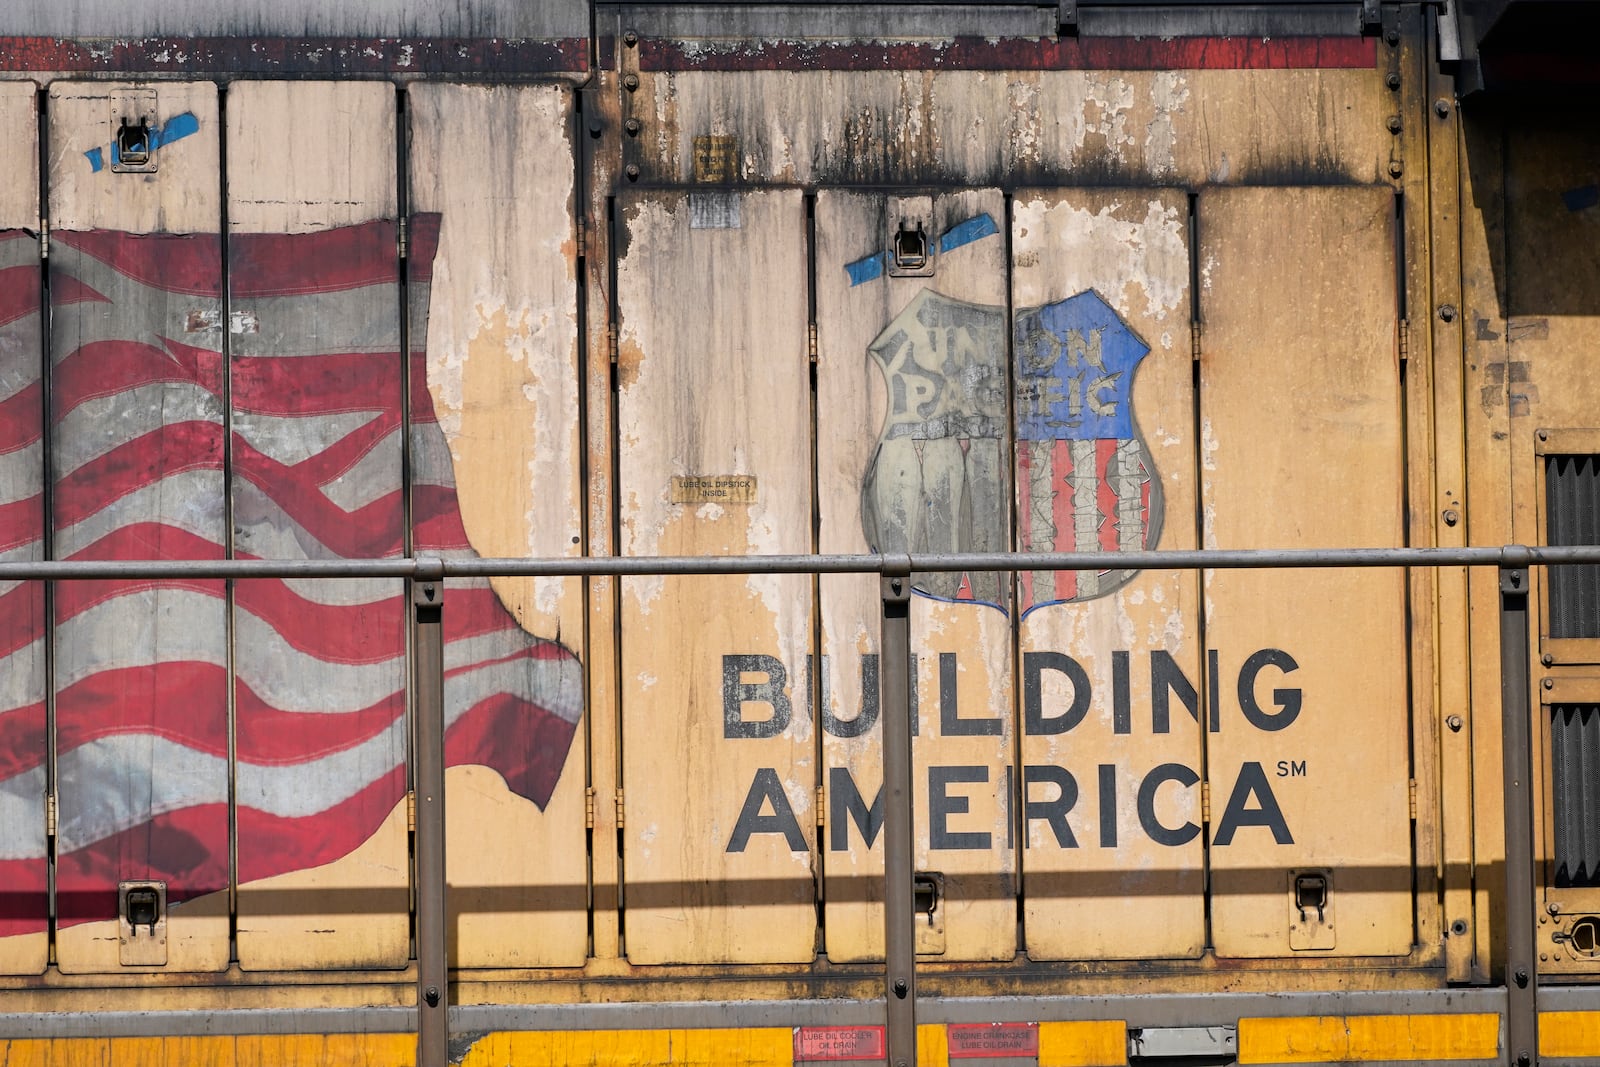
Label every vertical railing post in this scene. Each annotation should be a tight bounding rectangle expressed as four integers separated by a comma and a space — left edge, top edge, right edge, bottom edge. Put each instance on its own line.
880, 558, 916, 1067
1498, 551, 1538, 1067
413, 558, 448, 1067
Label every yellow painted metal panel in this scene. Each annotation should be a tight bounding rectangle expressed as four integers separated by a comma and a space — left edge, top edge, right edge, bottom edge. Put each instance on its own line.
0, 1035, 416, 1067
814, 188, 1015, 962
1238, 1013, 1500, 1063
1037, 1021, 1129, 1067
0, 81, 45, 978
406, 82, 588, 969
1541, 1011, 1600, 1058
616, 189, 815, 963
1199, 186, 1411, 958
46, 80, 230, 976
457, 1028, 792, 1066
1011, 188, 1203, 960
226, 81, 408, 971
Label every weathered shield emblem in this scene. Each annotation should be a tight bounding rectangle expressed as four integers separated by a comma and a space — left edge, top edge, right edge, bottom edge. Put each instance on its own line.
1013, 289, 1161, 611
860, 289, 1008, 605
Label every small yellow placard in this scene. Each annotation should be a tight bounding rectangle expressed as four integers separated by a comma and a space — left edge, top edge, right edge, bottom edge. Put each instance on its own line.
692, 135, 738, 183
671, 474, 757, 504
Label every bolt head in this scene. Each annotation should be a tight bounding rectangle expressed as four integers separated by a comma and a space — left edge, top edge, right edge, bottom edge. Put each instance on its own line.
623, 73, 640, 91
1435, 98, 1451, 118
1542, 653, 1554, 666
1549, 902, 1560, 915
1438, 304, 1456, 322
1389, 159, 1404, 177
1386, 72, 1402, 90
625, 164, 641, 181
1544, 678, 1554, 689
1387, 115, 1402, 133
623, 29, 639, 46
625, 118, 642, 135
1386, 28, 1399, 44
1446, 714, 1463, 732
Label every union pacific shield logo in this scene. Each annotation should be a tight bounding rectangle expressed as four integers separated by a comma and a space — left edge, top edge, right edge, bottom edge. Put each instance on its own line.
1014, 290, 1161, 611
860, 289, 1008, 605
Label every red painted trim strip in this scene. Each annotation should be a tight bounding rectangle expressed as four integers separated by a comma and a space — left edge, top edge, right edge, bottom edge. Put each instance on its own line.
0, 36, 588, 74
641, 35, 1377, 72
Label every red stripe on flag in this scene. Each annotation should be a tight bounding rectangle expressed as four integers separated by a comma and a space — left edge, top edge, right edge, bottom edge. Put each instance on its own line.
0, 381, 42, 455
1015, 444, 1034, 608
236, 772, 405, 884
1097, 438, 1118, 553
0, 860, 46, 938
0, 701, 45, 782
0, 494, 43, 554
235, 690, 402, 765
51, 423, 224, 529
52, 337, 223, 417
56, 805, 230, 924
0, 265, 40, 328
1052, 440, 1076, 602
0, 580, 44, 658
230, 222, 398, 298
56, 662, 229, 761
231, 350, 402, 418
45, 272, 111, 311
234, 580, 404, 663
52, 231, 222, 298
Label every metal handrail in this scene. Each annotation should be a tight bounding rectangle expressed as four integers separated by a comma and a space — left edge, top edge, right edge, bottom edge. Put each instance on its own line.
5, 542, 1600, 580
5, 543, 1582, 1067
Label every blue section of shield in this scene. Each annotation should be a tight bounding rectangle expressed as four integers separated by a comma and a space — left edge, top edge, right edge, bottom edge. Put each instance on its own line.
845, 213, 998, 287
1014, 290, 1150, 442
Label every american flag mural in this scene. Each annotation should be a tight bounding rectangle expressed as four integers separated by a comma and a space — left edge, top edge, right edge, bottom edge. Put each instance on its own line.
0, 230, 47, 941
0, 215, 582, 937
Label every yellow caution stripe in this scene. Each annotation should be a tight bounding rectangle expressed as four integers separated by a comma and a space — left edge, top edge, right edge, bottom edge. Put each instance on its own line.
9, 1013, 1595, 1066
1238, 1013, 1501, 1063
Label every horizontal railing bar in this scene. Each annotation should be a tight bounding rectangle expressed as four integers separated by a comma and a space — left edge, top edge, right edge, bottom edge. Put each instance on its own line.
3, 545, 1600, 581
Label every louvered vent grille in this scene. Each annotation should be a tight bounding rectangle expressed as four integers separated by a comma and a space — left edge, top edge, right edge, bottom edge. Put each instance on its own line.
1546, 454, 1600, 639
1552, 704, 1600, 888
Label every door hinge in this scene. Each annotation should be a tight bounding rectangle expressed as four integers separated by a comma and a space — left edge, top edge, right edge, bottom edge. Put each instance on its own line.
46, 792, 57, 837
38, 219, 48, 260
1190, 321, 1202, 362
1200, 781, 1212, 823
585, 787, 595, 829
607, 323, 619, 365
1399, 321, 1410, 364
808, 323, 818, 365
406, 790, 416, 833
615, 788, 625, 828
1409, 778, 1418, 820
816, 785, 826, 826
398, 216, 408, 260
576, 215, 587, 257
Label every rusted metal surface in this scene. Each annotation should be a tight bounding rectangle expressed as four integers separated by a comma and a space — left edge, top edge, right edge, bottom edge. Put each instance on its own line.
0, 37, 588, 75
638, 35, 1376, 72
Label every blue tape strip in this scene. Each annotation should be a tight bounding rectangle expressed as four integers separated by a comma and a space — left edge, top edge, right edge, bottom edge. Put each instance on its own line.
844, 213, 999, 286
845, 252, 887, 285
86, 111, 201, 172
1562, 184, 1599, 213
939, 213, 999, 254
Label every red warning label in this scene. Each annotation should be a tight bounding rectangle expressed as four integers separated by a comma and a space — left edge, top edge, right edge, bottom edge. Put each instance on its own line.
793, 1026, 886, 1062
947, 1022, 1040, 1059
